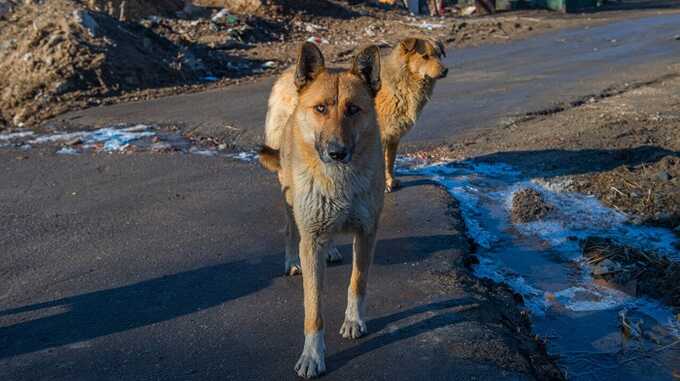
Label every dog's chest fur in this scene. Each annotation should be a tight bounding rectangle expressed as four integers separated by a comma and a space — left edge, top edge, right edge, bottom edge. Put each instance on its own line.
293, 164, 376, 235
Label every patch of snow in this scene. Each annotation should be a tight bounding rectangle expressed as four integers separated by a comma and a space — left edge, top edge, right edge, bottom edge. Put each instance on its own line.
0, 131, 34, 141
189, 147, 218, 157
404, 159, 680, 319
56, 147, 80, 155
411, 22, 446, 30
227, 150, 258, 162
29, 125, 155, 152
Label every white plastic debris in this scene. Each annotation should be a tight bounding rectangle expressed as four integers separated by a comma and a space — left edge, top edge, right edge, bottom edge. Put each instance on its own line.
211, 9, 230, 23
461, 5, 476, 16
412, 22, 446, 30
306, 36, 329, 45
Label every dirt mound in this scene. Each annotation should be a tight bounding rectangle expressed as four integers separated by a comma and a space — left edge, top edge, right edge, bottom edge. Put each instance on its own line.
0, 0, 255, 127
582, 237, 680, 307
511, 188, 553, 224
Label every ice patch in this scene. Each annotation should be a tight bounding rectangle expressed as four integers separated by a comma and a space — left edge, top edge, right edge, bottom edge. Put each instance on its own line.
2, 125, 264, 162
474, 257, 548, 315
508, 182, 679, 257
27, 125, 155, 152
0, 131, 34, 141
553, 286, 629, 312
56, 147, 80, 155
88, 126, 155, 152
189, 147, 218, 157
227, 150, 258, 162
29, 131, 89, 144
403, 158, 679, 321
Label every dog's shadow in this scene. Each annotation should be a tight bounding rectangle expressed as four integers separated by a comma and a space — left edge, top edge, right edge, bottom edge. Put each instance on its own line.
325, 297, 477, 374
0, 255, 280, 359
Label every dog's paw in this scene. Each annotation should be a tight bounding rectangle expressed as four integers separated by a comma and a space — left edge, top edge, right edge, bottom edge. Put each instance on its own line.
339, 319, 367, 339
295, 354, 326, 379
326, 246, 343, 263
385, 178, 401, 193
295, 332, 326, 379
285, 258, 302, 276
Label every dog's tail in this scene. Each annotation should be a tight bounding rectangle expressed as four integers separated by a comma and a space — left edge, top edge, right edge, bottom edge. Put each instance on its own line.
258, 145, 281, 172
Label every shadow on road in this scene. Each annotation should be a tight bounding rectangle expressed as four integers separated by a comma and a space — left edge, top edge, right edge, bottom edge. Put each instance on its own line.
326, 298, 477, 374
468, 146, 678, 178
0, 256, 280, 359
0, 232, 466, 360
331, 233, 462, 267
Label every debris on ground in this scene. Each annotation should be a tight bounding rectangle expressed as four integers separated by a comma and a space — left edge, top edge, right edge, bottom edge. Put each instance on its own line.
618, 308, 644, 340
582, 236, 680, 307
0, 0, 588, 129
510, 188, 553, 223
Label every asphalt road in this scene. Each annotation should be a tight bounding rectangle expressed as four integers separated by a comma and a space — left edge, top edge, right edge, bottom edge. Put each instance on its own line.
5, 12, 680, 381
52, 13, 680, 150
0, 150, 542, 380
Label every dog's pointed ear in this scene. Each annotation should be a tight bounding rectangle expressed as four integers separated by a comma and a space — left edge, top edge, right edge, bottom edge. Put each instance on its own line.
400, 37, 418, 53
295, 42, 325, 90
352, 45, 381, 96
400, 38, 428, 55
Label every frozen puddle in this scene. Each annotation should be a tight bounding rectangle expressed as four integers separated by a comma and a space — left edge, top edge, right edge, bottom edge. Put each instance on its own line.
401, 159, 680, 380
0, 125, 258, 162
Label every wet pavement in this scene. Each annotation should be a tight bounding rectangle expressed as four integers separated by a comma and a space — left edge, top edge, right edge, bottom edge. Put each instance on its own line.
403, 159, 679, 380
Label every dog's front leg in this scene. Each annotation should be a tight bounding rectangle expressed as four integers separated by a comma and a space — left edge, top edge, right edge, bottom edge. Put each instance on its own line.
340, 227, 377, 339
294, 234, 328, 379
384, 141, 401, 192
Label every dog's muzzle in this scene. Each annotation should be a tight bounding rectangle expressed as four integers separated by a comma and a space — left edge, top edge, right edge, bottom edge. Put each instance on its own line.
318, 140, 352, 164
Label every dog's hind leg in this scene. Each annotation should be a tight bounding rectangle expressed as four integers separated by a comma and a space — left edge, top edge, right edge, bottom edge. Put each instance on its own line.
340, 227, 377, 339
284, 203, 302, 276
326, 241, 343, 263
295, 234, 328, 379
384, 141, 401, 192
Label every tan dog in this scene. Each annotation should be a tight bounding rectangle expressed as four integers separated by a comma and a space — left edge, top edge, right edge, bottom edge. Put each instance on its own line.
259, 42, 384, 379
376, 38, 448, 191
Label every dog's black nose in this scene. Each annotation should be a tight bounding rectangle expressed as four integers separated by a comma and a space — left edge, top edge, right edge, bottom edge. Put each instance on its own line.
328, 145, 348, 161
327, 142, 348, 162
441, 68, 449, 78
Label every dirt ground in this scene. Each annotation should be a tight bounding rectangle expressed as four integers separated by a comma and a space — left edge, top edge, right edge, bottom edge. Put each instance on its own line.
1, 0, 674, 129
421, 67, 680, 233
511, 188, 554, 224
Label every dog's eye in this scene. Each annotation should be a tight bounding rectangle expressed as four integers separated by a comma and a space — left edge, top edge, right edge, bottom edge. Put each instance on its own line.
315, 104, 327, 114
346, 104, 361, 116
422, 54, 430, 60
